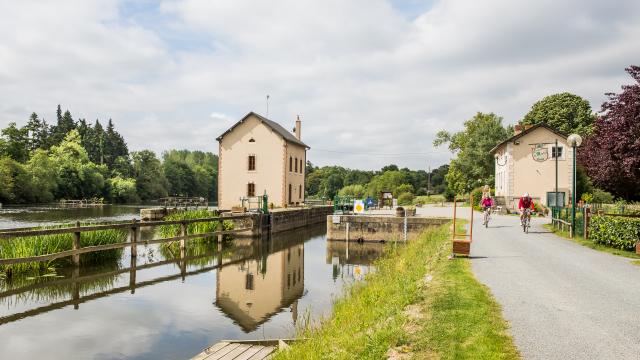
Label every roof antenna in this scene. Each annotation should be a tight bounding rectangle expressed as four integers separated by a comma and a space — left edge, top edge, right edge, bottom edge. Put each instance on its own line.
266, 94, 270, 117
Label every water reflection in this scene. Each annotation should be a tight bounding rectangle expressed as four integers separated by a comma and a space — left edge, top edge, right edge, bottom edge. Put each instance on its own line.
0, 204, 143, 229
326, 241, 384, 281
0, 225, 383, 360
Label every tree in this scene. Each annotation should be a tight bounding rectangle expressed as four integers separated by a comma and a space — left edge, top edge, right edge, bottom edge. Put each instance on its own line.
1, 123, 29, 162
26, 149, 57, 203
103, 119, 129, 169
522, 92, 595, 136
434, 112, 512, 194
132, 150, 168, 200
51, 107, 76, 146
338, 184, 367, 198
50, 130, 106, 199
25, 112, 47, 151
107, 176, 139, 203
0, 157, 34, 203
579, 65, 640, 200
164, 159, 196, 196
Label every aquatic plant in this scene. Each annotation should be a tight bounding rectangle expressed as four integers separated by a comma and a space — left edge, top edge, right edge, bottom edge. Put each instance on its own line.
157, 210, 234, 252
0, 227, 126, 276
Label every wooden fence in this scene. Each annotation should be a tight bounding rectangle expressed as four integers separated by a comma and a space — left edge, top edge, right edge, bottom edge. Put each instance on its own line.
0, 215, 254, 267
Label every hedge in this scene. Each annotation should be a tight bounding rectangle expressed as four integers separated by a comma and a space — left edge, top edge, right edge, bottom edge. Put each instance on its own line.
588, 215, 640, 251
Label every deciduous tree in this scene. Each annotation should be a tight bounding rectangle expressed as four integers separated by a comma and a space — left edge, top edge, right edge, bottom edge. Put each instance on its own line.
579, 66, 640, 200
522, 92, 595, 136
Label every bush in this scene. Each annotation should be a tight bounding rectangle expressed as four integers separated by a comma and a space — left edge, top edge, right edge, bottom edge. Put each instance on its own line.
591, 188, 614, 204
397, 192, 415, 205
443, 187, 456, 202
588, 215, 640, 251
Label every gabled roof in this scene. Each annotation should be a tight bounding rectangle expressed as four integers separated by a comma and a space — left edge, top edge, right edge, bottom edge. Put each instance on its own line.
489, 123, 567, 154
216, 111, 310, 149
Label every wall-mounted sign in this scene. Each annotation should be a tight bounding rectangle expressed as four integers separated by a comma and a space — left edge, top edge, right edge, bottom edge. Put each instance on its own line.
532, 144, 548, 162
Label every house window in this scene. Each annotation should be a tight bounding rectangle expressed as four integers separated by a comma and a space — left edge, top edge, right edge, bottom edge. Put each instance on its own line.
299, 185, 302, 199
245, 273, 254, 290
248, 155, 256, 171
295, 157, 298, 172
288, 184, 292, 203
300, 159, 304, 173
247, 183, 255, 197
551, 146, 564, 159
289, 156, 293, 172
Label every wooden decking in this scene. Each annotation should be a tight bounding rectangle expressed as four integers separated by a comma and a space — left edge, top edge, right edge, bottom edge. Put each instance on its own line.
190, 339, 292, 360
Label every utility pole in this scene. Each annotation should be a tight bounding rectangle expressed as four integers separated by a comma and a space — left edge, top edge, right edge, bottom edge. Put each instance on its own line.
427, 165, 431, 196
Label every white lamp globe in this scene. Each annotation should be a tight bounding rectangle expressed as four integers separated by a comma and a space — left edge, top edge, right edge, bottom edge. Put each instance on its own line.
567, 134, 583, 147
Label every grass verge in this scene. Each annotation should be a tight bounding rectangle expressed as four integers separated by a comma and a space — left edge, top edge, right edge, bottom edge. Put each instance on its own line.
544, 224, 640, 260
274, 223, 520, 360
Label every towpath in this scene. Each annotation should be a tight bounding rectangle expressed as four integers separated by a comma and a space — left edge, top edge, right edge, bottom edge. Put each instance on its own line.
470, 212, 640, 360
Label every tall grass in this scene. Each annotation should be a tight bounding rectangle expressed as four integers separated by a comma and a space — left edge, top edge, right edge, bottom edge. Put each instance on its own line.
0, 227, 126, 276
157, 210, 234, 253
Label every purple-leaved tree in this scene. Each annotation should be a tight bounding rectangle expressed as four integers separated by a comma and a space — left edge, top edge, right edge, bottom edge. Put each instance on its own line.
579, 66, 640, 200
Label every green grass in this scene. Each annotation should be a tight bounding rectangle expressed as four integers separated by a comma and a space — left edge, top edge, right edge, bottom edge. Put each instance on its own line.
0, 228, 127, 276
274, 223, 520, 360
544, 224, 640, 260
414, 194, 446, 205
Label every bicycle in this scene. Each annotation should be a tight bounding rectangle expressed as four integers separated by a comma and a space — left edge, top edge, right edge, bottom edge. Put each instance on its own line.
483, 207, 491, 228
521, 209, 532, 233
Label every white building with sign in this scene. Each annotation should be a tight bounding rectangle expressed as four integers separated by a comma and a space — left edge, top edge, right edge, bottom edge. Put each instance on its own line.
490, 124, 572, 209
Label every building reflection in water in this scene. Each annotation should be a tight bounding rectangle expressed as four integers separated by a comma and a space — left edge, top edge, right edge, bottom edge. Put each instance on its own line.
213, 225, 327, 333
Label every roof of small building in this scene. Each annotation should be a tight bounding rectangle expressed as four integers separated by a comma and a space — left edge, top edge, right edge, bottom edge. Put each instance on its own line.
216, 111, 310, 149
489, 123, 567, 154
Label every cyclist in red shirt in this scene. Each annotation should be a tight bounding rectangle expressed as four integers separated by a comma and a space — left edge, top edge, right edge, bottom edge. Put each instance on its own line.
518, 192, 535, 225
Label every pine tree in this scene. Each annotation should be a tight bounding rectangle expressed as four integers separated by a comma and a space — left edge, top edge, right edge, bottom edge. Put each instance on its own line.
104, 119, 129, 169
51, 106, 76, 146
25, 112, 43, 151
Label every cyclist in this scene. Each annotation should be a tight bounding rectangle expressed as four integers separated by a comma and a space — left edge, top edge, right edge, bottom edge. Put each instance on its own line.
518, 192, 535, 226
481, 195, 493, 226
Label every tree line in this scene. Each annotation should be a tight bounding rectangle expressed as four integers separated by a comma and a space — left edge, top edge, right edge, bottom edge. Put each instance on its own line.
0, 105, 217, 204
305, 163, 450, 204
433, 64, 640, 202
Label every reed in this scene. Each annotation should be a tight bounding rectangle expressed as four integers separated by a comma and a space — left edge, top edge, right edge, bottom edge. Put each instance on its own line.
157, 210, 234, 253
0, 227, 127, 276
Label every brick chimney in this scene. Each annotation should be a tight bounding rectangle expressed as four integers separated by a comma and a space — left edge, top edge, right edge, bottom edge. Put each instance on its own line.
514, 124, 523, 135
295, 115, 301, 140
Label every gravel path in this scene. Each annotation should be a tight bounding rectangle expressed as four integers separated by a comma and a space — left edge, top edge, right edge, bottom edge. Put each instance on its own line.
470, 212, 640, 359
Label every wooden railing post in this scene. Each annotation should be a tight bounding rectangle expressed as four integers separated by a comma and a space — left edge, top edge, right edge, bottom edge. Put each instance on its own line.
72, 266, 80, 309
72, 221, 81, 266
180, 221, 187, 250
584, 207, 590, 239
130, 219, 138, 257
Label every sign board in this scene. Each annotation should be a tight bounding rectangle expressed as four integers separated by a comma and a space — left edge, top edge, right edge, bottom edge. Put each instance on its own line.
353, 200, 365, 214
332, 215, 341, 224
532, 143, 548, 162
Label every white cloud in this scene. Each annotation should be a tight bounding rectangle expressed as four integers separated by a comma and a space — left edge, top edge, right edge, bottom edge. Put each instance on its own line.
0, 0, 638, 170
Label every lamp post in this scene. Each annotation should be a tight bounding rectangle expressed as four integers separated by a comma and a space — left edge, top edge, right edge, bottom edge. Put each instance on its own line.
567, 134, 583, 237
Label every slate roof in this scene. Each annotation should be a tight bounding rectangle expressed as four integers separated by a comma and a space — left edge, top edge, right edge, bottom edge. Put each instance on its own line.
489, 123, 567, 154
216, 112, 310, 149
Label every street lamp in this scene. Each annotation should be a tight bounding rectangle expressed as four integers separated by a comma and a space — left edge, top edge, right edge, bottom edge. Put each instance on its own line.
567, 133, 582, 237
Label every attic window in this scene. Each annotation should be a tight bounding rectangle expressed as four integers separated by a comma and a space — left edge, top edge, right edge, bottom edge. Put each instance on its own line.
249, 138, 255, 142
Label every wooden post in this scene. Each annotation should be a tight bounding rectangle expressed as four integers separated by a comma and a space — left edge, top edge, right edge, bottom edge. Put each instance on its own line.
584, 207, 590, 239
72, 221, 81, 266
469, 193, 474, 242
180, 221, 187, 250
452, 197, 457, 241
130, 218, 138, 257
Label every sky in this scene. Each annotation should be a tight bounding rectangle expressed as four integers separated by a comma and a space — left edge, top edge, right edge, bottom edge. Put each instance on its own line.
0, 0, 638, 171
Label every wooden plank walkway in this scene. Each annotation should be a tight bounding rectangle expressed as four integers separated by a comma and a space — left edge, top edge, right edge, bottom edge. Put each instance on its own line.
190, 340, 292, 360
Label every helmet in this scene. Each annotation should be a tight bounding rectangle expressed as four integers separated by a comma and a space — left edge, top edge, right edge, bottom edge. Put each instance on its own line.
523, 192, 529, 197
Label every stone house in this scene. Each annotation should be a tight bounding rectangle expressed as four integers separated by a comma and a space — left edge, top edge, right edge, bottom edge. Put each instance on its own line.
217, 112, 309, 210
490, 123, 572, 209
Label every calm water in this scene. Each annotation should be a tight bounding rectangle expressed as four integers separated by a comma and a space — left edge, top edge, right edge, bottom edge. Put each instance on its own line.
0, 204, 145, 229
0, 207, 384, 360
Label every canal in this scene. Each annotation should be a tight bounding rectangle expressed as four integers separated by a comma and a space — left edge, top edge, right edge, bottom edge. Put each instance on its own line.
0, 206, 385, 359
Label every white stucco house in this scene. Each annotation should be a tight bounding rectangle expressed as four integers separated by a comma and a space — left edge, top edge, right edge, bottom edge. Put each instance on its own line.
216, 112, 309, 210
490, 123, 572, 209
